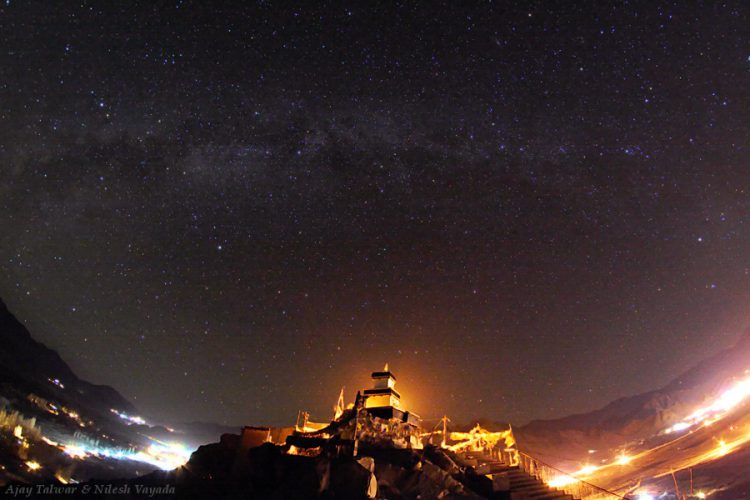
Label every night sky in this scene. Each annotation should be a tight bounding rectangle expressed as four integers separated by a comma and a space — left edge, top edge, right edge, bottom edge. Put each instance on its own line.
2, 1, 750, 428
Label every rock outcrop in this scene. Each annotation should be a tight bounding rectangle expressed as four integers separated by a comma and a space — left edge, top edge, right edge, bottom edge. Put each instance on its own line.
144, 433, 493, 499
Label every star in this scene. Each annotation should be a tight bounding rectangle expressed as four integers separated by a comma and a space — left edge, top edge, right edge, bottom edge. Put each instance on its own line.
0, 0, 747, 429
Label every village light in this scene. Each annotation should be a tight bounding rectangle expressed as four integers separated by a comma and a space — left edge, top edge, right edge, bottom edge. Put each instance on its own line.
716, 439, 728, 456
547, 476, 577, 488
576, 464, 598, 476
616, 453, 631, 465
663, 372, 750, 435
25, 460, 41, 471
63, 444, 88, 459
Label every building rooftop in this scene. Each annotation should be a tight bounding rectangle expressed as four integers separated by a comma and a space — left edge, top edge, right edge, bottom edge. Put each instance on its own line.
371, 362, 396, 381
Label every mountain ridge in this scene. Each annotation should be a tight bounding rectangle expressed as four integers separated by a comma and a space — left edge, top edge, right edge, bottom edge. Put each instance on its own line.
0, 297, 136, 417
516, 328, 750, 468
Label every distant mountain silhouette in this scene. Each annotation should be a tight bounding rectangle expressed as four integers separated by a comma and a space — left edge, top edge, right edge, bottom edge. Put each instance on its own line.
177, 421, 242, 445
519, 330, 750, 447
0, 298, 136, 417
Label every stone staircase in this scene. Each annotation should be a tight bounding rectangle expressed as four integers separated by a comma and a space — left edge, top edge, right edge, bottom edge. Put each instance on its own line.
486, 461, 577, 500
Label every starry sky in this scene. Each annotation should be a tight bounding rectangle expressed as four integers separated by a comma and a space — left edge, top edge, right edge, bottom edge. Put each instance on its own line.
1, 1, 750, 427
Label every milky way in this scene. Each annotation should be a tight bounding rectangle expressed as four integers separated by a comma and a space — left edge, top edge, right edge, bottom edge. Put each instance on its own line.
1, 2, 750, 426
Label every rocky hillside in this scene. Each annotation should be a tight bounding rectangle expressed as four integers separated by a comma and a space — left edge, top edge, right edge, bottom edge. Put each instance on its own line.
0, 298, 136, 418
517, 330, 750, 461
515, 330, 750, 497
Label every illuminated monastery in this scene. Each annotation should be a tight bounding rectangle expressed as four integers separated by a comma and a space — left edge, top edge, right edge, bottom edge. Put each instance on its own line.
358, 363, 421, 429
